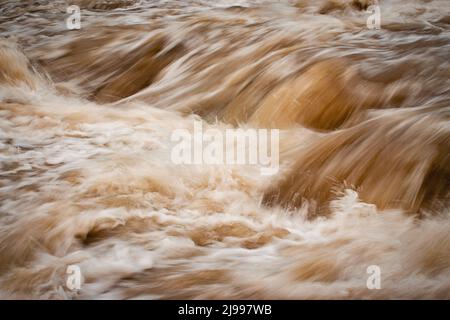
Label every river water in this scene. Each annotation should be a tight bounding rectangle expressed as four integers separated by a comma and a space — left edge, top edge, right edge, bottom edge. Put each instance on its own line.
0, 0, 449, 299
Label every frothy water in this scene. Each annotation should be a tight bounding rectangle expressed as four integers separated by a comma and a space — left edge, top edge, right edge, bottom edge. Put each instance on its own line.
0, 0, 449, 299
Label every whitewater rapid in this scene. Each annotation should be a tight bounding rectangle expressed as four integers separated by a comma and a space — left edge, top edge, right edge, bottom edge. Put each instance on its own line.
0, 0, 449, 299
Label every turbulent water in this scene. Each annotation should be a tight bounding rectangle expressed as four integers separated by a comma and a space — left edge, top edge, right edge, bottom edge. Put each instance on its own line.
0, 0, 449, 299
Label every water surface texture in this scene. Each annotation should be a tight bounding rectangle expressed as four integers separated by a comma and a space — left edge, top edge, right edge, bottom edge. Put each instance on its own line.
0, 0, 449, 299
